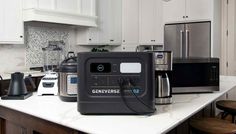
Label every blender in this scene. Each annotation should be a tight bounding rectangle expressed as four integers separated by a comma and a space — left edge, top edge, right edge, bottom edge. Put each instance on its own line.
37, 41, 63, 96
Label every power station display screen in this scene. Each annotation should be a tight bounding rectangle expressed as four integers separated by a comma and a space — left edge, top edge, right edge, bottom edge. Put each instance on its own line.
90, 63, 111, 73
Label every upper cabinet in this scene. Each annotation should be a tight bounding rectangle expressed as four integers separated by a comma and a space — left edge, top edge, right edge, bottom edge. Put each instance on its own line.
139, 0, 163, 45
77, 0, 164, 46
122, 0, 139, 45
23, 0, 97, 26
162, 0, 185, 23
186, 0, 213, 21
163, 0, 213, 23
0, 0, 24, 44
122, 0, 163, 46
76, 0, 122, 45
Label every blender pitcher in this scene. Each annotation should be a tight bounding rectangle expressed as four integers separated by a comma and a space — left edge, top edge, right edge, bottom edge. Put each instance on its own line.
42, 41, 63, 72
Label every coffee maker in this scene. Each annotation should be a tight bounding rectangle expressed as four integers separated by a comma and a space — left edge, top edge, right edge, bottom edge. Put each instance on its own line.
154, 51, 173, 104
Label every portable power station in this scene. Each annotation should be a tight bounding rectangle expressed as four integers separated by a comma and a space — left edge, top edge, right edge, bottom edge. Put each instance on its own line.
77, 52, 155, 115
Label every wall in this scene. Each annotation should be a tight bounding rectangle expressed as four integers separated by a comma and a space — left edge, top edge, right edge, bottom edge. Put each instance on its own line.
0, 22, 125, 73
0, 44, 26, 72
0, 22, 80, 73
25, 22, 71, 67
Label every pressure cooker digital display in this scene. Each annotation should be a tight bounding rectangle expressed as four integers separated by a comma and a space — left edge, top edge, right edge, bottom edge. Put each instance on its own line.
90, 63, 111, 73
70, 77, 77, 84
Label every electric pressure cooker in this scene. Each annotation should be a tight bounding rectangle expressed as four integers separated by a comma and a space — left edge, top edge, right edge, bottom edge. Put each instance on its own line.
58, 52, 78, 102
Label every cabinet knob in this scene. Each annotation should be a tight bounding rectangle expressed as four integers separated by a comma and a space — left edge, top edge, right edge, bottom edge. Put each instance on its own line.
89, 38, 92, 41
186, 16, 188, 18
110, 39, 114, 42
123, 40, 125, 42
183, 16, 186, 18
20, 35, 23, 38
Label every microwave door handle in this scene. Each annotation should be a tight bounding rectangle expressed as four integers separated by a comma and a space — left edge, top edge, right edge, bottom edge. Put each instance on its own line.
185, 30, 190, 58
180, 30, 184, 58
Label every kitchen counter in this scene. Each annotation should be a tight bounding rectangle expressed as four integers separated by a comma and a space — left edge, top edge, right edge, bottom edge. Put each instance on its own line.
0, 76, 236, 134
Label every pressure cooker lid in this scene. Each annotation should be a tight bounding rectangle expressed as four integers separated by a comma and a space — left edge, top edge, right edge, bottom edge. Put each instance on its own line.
60, 57, 77, 72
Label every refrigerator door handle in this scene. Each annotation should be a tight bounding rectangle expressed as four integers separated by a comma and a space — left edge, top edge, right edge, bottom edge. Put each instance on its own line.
180, 30, 184, 58
185, 30, 190, 58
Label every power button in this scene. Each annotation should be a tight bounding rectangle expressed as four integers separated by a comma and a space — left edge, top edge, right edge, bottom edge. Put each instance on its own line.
90, 63, 111, 73
97, 64, 104, 72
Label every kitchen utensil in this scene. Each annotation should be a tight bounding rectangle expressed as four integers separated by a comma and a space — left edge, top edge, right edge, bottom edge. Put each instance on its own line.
37, 72, 58, 96
42, 41, 63, 72
1, 72, 35, 100
58, 52, 78, 102
38, 41, 64, 96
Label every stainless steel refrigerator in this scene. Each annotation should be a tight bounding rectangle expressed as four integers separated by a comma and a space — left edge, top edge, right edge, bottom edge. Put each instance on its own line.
164, 21, 211, 58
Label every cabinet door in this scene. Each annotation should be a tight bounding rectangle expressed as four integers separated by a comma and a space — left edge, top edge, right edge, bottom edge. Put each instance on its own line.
77, 0, 121, 45
96, 0, 110, 44
0, 0, 4, 41
156, 0, 164, 44
38, 0, 55, 10
0, 0, 23, 44
98, 0, 121, 45
108, 0, 122, 44
122, 0, 139, 45
81, 0, 96, 16
186, 0, 213, 21
56, 0, 78, 13
139, 0, 163, 45
162, 0, 186, 23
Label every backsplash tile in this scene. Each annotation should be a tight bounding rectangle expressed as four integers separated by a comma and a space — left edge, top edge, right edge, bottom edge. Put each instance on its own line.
25, 22, 71, 67
0, 44, 26, 72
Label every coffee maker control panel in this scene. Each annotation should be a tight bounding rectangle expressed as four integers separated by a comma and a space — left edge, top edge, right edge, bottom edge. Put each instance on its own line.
154, 51, 173, 71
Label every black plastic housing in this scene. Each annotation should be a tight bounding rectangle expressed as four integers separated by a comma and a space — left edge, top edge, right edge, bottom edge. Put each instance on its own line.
77, 52, 155, 115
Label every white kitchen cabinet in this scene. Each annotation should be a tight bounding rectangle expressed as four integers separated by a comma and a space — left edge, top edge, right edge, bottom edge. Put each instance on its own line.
122, 0, 139, 45
76, 0, 122, 45
108, 0, 122, 44
163, 0, 213, 23
23, 0, 97, 26
81, 0, 96, 16
77, 0, 163, 46
139, 0, 163, 45
56, 0, 78, 13
38, 0, 55, 10
0, 0, 24, 44
162, 0, 185, 23
186, 0, 213, 21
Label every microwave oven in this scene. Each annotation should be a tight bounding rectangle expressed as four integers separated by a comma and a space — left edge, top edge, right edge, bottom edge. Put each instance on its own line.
171, 58, 219, 94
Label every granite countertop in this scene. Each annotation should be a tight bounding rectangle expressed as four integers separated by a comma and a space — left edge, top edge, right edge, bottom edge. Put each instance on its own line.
0, 76, 235, 134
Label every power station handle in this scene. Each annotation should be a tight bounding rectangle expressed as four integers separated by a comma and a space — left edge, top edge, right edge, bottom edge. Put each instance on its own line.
180, 30, 184, 58
185, 30, 190, 58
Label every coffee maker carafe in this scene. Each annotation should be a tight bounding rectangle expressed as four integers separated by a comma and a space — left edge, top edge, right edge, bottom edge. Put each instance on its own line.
154, 51, 173, 104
